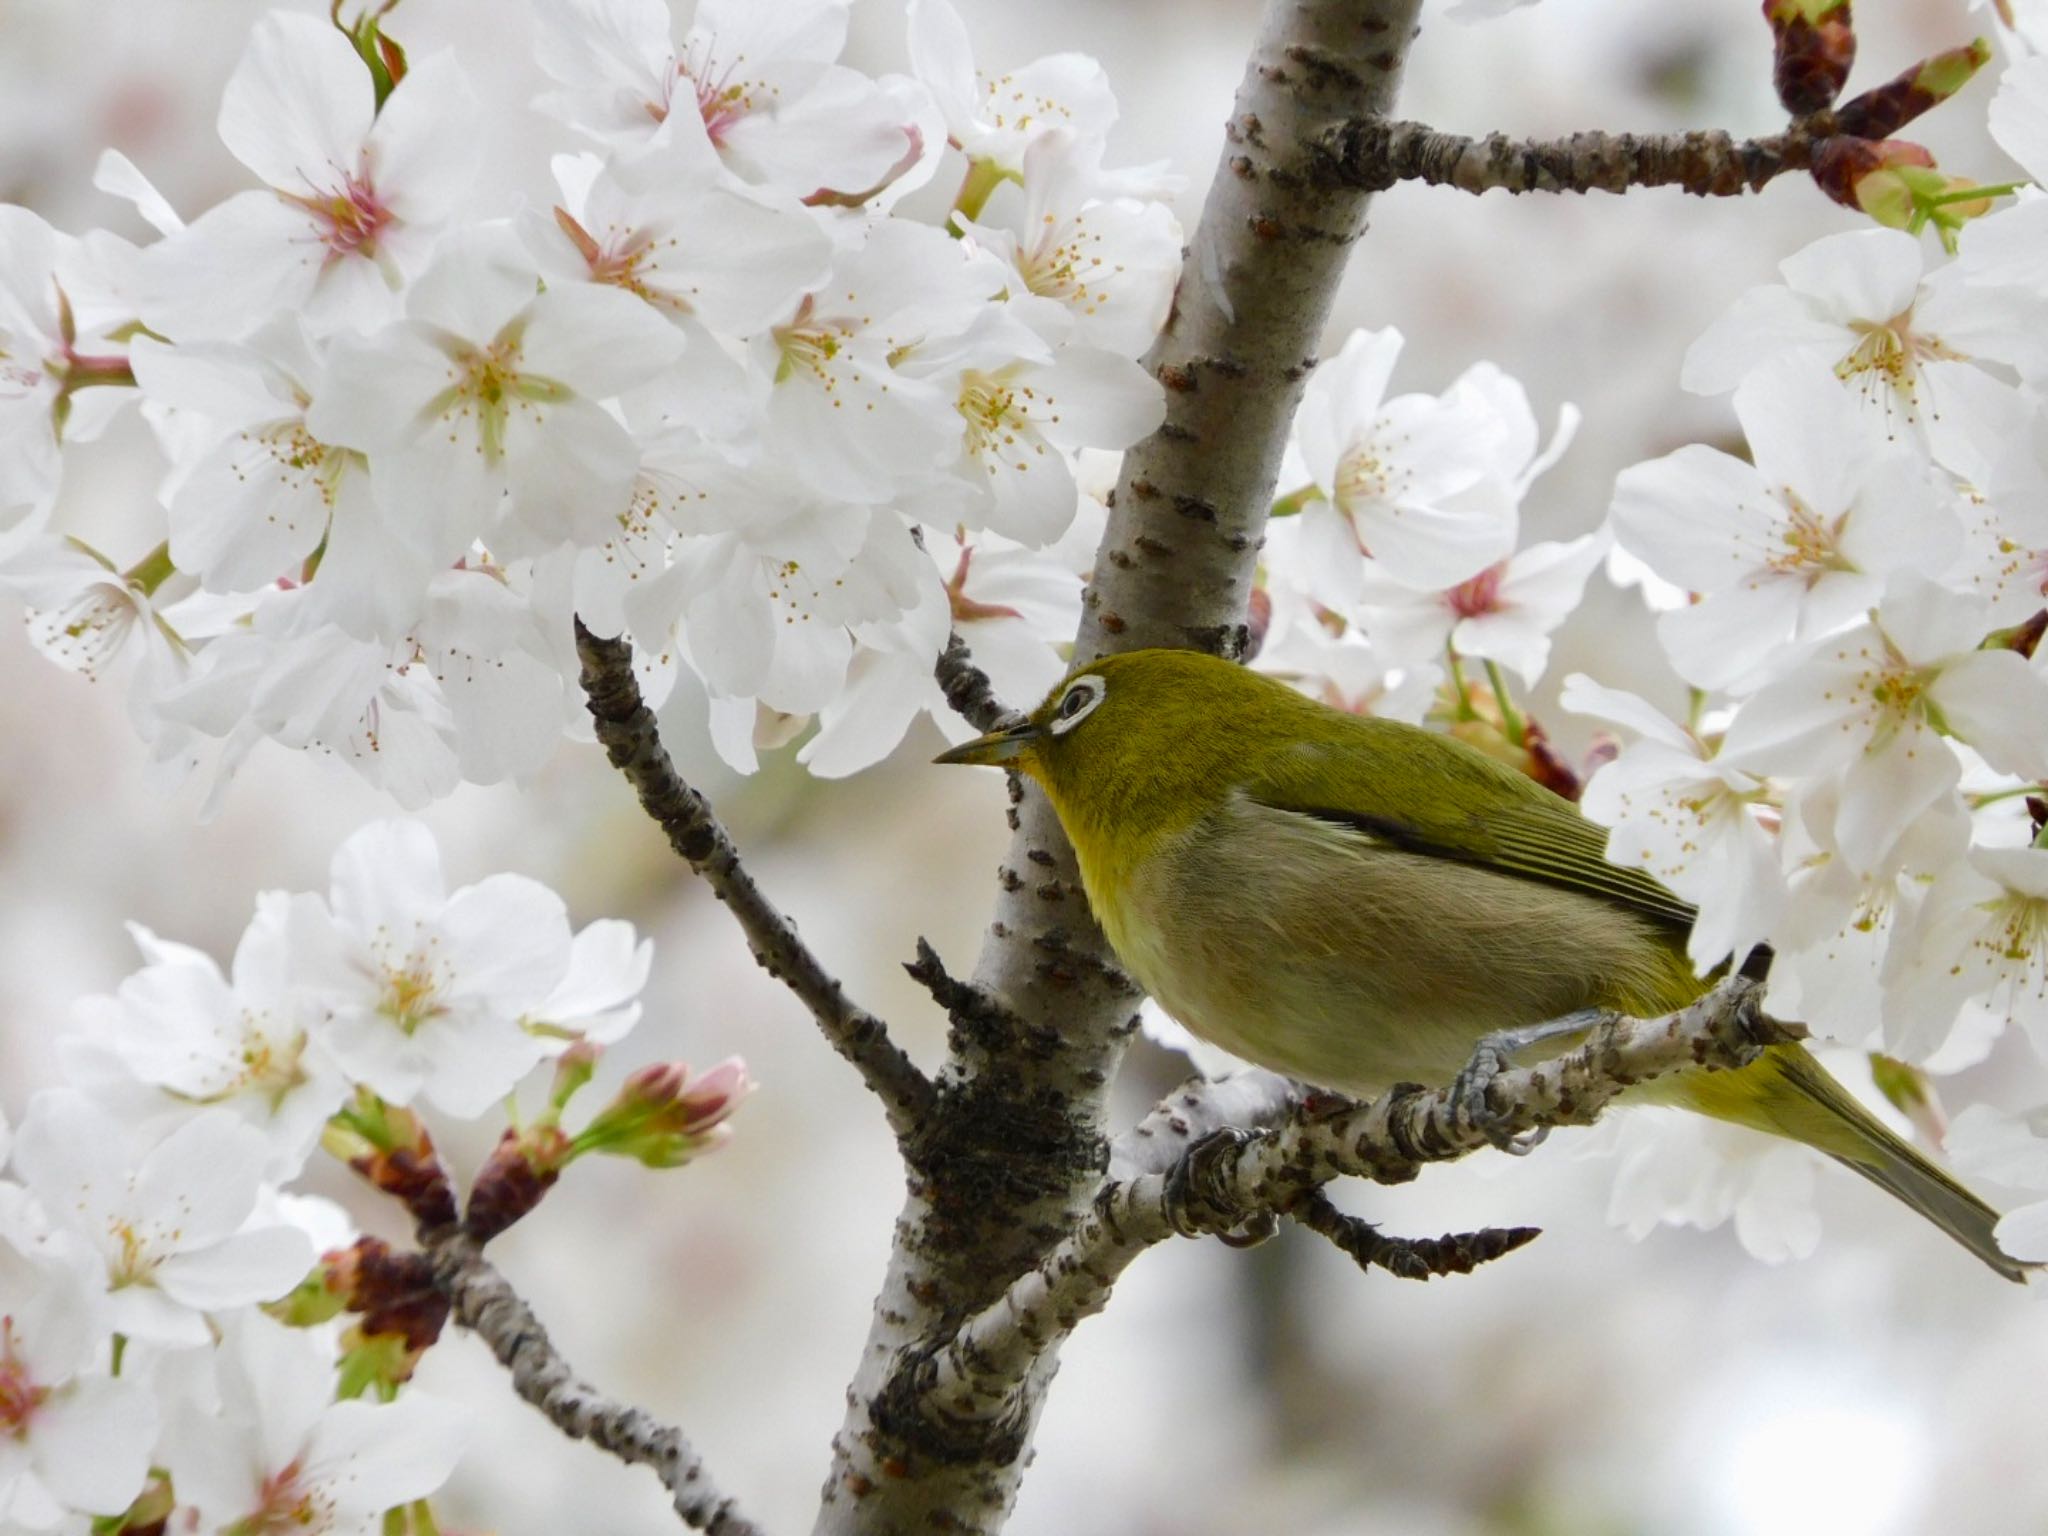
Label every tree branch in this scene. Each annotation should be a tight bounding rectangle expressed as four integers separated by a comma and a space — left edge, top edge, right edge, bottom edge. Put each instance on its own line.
935, 631, 1026, 735
1320, 116, 1835, 197
914, 980, 1792, 1428
425, 1226, 766, 1536
1286, 1187, 1540, 1281
576, 622, 935, 1141
1107, 1068, 1305, 1181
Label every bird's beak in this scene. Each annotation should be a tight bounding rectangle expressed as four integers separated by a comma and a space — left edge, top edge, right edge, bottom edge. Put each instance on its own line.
934, 721, 1040, 766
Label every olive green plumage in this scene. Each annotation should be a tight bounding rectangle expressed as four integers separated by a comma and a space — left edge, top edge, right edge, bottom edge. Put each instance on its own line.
937, 648, 2025, 1283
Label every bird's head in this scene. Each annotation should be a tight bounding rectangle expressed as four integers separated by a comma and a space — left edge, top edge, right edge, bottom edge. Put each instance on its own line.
935, 649, 1299, 842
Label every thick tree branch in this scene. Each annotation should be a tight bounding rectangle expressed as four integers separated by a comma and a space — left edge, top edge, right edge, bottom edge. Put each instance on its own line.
425, 1226, 765, 1536
915, 980, 1792, 1428
1321, 116, 1834, 197
820, 4, 1428, 1527
576, 622, 935, 1141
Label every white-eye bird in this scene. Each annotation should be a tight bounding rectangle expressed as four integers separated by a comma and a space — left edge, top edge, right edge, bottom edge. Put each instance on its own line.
937, 647, 2026, 1282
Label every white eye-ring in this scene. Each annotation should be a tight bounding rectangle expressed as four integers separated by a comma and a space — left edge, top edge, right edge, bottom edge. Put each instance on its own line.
1049, 675, 1105, 735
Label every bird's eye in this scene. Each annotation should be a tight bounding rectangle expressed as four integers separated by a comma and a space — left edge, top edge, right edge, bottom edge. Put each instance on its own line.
1049, 675, 1105, 735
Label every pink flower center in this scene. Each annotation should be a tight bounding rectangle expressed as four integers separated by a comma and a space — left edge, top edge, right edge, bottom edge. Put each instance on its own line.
282, 165, 394, 264
678, 43, 758, 146
0, 1318, 47, 1435
245, 1459, 333, 1535
1445, 564, 1504, 619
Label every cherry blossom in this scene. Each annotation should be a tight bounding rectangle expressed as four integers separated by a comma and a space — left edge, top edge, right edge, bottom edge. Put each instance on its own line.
1354, 532, 1606, 686
289, 820, 580, 1117
0, 209, 73, 534
908, 0, 1118, 174
309, 227, 686, 560
760, 220, 1004, 502
0, 1231, 155, 1529
901, 310, 1163, 547
954, 128, 1181, 355
1599, 1109, 1823, 1265
8, 1096, 312, 1346
58, 899, 346, 1180
1680, 226, 2048, 468
1884, 846, 2048, 1063
1563, 675, 1785, 972
534, 0, 930, 203
1611, 361, 1954, 691
160, 1311, 465, 1536
138, 12, 481, 340
1718, 576, 2048, 876
523, 136, 832, 338
1283, 327, 1522, 595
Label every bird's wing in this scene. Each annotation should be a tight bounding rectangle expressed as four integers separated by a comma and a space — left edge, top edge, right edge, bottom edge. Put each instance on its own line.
1241, 721, 1699, 935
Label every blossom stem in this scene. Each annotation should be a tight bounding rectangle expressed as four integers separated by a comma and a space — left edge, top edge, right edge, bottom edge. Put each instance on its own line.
1444, 646, 1480, 721
951, 157, 1010, 225
122, 541, 176, 598
1483, 658, 1526, 746
1268, 482, 1326, 518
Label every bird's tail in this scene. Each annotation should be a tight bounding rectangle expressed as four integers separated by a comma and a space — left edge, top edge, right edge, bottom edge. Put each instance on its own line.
1657, 1042, 2032, 1284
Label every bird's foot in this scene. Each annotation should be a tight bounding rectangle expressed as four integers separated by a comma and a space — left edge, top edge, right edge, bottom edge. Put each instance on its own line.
1449, 1010, 1606, 1155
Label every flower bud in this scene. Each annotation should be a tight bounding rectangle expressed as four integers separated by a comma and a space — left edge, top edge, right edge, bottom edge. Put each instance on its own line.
327, 1090, 459, 1229
574, 1056, 754, 1169
1834, 40, 1992, 140
1764, 0, 1856, 116
464, 1123, 572, 1244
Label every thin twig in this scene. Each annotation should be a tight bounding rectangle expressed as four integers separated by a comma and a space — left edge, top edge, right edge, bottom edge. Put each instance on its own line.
935, 631, 1026, 734
1322, 117, 1833, 197
425, 1226, 767, 1536
1286, 1187, 1540, 1280
913, 979, 1789, 1429
576, 622, 936, 1140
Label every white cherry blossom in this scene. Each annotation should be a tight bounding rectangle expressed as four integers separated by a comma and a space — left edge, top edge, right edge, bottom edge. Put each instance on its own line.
138, 12, 481, 340
1286, 327, 1521, 594
534, 0, 930, 203
290, 819, 576, 1117
8, 1096, 312, 1347
1718, 576, 2048, 875
955, 128, 1181, 355
161, 1312, 465, 1536
1563, 675, 1784, 972
901, 310, 1163, 547
525, 919, 654, 1049
524, 137, 832, 337
1600, 1109, 1822, 1265
309, 226, 686, 561
761, 220, 1003, 502
1611, 361, 1954, 693
0, 1231, 155, 1529
1680, 227, 2048, 468
1885, 845, 2048, 1063
0, 208, 73, 534
908, 0, 1118, 174
59, 898, 345, 1180
1354, 532, 1606, 686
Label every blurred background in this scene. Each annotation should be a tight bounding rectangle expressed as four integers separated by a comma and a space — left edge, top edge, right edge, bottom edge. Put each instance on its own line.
2, 0, 2043, 1531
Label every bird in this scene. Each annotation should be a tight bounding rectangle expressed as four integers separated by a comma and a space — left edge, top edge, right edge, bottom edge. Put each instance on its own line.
935, 646, 2027, 1282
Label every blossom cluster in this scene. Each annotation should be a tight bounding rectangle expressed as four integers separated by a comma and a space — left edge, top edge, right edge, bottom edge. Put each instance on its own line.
0, 0, 1177, 803
0, 820, 741, 1534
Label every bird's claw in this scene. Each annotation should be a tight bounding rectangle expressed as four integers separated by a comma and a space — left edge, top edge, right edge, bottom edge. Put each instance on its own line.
1448, 1036, 1545, 1155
